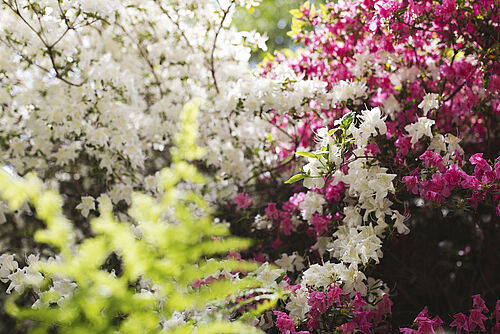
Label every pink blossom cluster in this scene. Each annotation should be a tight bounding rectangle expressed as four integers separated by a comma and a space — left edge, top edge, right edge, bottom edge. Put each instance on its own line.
274, 285, 393, 333
226, 0, 499, 331
401, 295, 500, 333
403, 152, 500, 212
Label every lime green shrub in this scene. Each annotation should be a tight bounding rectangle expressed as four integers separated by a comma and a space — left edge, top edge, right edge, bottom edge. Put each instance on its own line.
0, 101, 277, 333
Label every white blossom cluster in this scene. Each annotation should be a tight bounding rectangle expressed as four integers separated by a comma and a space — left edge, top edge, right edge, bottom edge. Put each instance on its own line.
0, 0, 273, 244
0, 0, 277, 318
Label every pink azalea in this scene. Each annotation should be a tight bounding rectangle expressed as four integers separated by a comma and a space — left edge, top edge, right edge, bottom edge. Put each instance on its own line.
403, 175, 420, 195
280, 217, 294, 236
495, 299, 500, 322
352, 292, 367, 311
468, 308, 487, 332
311, 214, 329, 235
327, 284, 344, 307
419, 151, 444, 169
266, 202, 279, 220
444, 164, 465, 186
233, 192, 252, 210
450, 312, 469, 334
472, 294, 489, 313
274, 311, 296, 334
308, 291, 327, 314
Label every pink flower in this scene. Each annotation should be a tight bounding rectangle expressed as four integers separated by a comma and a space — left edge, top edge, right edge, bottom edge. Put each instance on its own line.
266, 202, 279, 220
352, 310, 372, 334
308, 291, 327, 314
472, 294, 489, 313
378, 294, 393, 316
366, 142, 381, 156
469, 153, 493, 179
468, 308, 487, 332
461, 175, 480, 189
495, 158, 500, 179
311, 214, 329, 235
419, 151, 444, 170
444, 164, 465, 186
352, 292, 367, 311
274, 311, 296, 334
395, 136, 412, 155
435, 0, 456, 20
307, 317, 319, 332
403, 175, 420, 195
327, 284, 344, 307
233, 193, 252, 210
495, 299, 500, 322
288, 192, 306, 209
280, 217, 294, 236
450, 312, 469, 334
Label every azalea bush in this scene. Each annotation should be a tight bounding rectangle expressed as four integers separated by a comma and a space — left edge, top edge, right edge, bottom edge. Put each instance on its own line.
0, 0, 499, 333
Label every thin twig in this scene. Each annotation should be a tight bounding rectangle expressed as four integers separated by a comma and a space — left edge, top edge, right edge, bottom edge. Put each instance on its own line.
210, 0, 235, 94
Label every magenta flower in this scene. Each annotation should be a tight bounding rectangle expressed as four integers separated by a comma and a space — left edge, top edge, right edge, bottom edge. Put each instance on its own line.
308, 291, 327, 314
450, 312, 469, 334
378, 294, 393, 316
352, 292, 367, 311
403, 175, 420, 195
444, 164, 465, 186
274, 311, 296, 334
472, 294, 489, 313
419, 150, 444, 170
311, 214, 329, 236
233, 192, 252, 210
495, 299, 500, 322
468, 308, 487, 332
265, 202, 279, 220
327, 284, 343, 307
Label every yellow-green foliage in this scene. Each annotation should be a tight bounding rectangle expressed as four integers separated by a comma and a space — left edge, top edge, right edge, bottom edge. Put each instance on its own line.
0, 101, 272, 333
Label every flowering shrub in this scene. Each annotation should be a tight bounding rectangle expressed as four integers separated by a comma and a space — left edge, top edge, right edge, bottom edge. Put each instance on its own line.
0, 0, 499, 333
0, 101, 278, 333
221, 0, 499, 331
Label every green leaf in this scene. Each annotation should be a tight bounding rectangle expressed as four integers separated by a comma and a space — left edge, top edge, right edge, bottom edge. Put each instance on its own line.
284, 173, 306, 184
340, 111, 355, 130
295, 151, 316, 158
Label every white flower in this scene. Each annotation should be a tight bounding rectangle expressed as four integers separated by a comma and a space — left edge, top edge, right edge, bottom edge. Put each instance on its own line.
392, 211, 410, 235
367, 173, 396, 202
286, 286, 311, 320
343, 206, 363, 228
292, 252, 305, 271
445, 133, 464, 155
162, 311, 186, 331
330, 80, 367, 105
6, 268, 25, 294
52, 278, 77, 300
253, 214, 272, 230
302, 157, 325, 190
382, 94, 400, 120
312, 236, 331, 257
0, 254, 18, 282
255, 263, 284, 289
404, 117, 435, 144
299, 191, 325, 221
275, 253, 296, 272
302, 262, 336, 288
359, 107, 387, 137
76, 196, 95, 218
428, 134, 447, 153
418, 93, 440, 116
330, 225, 383, 265
336, 263, 367, 295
